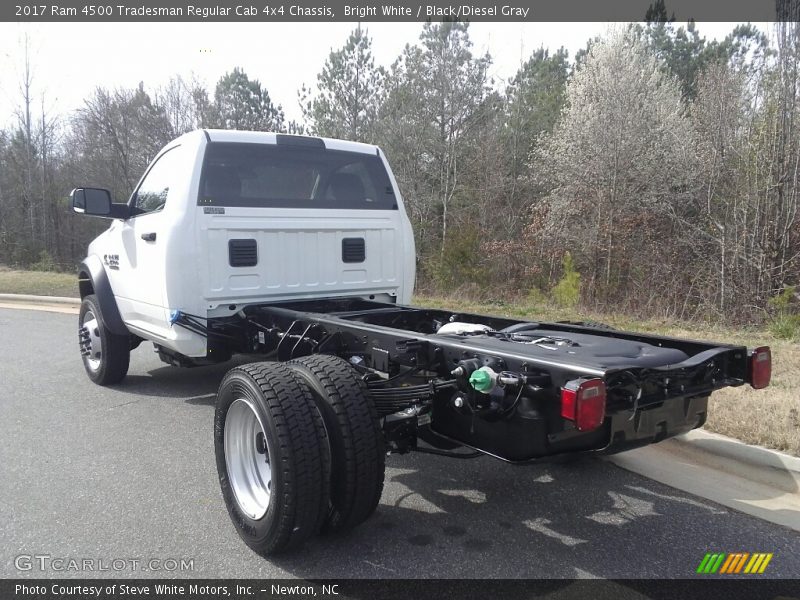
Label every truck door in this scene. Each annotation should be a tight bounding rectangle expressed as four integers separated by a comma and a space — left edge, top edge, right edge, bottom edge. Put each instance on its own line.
111, 146, 183, 337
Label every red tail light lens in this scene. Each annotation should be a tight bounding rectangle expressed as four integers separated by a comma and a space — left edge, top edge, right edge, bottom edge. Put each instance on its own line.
561, 378, 607, 432
749, 346, 771, 390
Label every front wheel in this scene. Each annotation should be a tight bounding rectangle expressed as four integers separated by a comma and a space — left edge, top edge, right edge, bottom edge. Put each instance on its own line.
215, 362, 331, 555
78, 294, 130, 385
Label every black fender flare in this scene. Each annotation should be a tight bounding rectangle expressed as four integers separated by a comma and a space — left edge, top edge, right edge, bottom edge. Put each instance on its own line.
77, 256, 129, 336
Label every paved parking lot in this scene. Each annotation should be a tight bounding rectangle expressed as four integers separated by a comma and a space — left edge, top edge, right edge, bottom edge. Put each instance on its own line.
1, 307, 798, 579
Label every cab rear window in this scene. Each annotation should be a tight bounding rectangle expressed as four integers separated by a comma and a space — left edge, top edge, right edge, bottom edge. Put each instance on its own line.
198, 142, 397, 210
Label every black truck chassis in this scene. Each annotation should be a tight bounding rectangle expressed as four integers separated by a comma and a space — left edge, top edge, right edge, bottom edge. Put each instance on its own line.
171, 296, 761, 463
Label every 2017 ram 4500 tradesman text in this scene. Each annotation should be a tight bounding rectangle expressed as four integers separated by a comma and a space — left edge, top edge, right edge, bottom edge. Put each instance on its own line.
71, 129, 772, 555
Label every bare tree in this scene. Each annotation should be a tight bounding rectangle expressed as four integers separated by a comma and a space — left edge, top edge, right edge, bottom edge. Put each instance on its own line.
73, 85, 173, 197
379, 22, 492, 261
155, 75, 209, 135
17, 34, 37, 245
537, 29, 694, 305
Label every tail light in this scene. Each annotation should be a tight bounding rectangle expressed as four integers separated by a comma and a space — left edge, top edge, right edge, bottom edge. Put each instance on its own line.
749, 346, 771, 389
561, 378, 607, 432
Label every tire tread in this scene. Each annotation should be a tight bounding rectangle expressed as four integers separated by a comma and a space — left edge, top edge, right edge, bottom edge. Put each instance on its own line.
216, 362, 330, 554
79, 294, 129, 385
288, 355, 384, 533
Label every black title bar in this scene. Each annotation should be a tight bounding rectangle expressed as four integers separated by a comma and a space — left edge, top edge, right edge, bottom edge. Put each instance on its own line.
5, 579, 800, 600
3, 0, 798, 22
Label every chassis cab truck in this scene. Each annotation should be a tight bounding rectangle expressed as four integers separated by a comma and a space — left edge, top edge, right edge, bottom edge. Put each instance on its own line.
71, 130, 771, 555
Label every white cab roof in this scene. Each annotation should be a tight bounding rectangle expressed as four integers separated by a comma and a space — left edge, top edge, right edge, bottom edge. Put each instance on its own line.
202, 129, 379, 155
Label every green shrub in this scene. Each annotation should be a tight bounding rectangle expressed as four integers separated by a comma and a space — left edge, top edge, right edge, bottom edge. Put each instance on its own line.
431, 227, 487, 291
769, 314, 800, 341
30, 250, 57, 272
768, 286, 799, 340
552, 252, 581, 308
769, 286, 796, 313
527, 286, 549, 307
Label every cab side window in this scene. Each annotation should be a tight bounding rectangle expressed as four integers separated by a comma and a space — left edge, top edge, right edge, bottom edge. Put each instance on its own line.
132, 146, 182, 215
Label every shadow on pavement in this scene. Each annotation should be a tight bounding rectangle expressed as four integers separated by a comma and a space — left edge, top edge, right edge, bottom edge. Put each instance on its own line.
112, 355, 252, 400
266, 452, 800, 579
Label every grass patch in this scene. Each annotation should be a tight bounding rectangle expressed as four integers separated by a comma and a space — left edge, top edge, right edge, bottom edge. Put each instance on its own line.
414, 294, 800, 456
768, 314, 800, 341
0, 267, 79, 298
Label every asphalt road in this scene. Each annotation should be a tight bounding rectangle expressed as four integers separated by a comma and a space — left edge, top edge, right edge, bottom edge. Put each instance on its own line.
1, 307, 798, 580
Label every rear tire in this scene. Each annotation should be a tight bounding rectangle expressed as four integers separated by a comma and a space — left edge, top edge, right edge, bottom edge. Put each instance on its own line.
287, 355, 385, 534
78, 294, 130, 385
214, 362, 331, 555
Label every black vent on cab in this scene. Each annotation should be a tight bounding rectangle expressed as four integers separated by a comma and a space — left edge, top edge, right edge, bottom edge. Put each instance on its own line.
275, 134, 325, 148
228, 239, 258, 267
342, 238, 365, 263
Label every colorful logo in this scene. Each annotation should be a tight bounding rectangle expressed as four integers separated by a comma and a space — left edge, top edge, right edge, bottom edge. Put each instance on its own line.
696, 552, 773, 574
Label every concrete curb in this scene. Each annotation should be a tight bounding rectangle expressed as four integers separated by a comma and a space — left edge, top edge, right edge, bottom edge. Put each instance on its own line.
609, 429, 800, 532
677, 429, 800, 481
0, 293, 79, 305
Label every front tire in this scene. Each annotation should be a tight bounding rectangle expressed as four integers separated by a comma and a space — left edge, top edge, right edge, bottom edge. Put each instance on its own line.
215, 362, 331, 555
78, 294, 130, 385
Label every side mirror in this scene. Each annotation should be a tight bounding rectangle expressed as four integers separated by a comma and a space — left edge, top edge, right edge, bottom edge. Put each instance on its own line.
71, 188, 130, 218
71, 188, 112, 216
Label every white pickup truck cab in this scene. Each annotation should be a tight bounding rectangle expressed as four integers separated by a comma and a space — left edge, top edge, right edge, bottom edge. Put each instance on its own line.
73, 130, 415, 376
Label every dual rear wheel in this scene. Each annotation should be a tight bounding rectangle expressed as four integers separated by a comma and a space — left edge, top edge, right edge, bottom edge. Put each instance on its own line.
214, 355, 385, 555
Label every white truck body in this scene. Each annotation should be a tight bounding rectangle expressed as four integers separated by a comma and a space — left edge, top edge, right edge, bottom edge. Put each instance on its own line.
85, 130, 416, 357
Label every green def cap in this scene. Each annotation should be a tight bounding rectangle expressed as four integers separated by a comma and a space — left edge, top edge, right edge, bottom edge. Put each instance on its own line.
469, 368, 494, 393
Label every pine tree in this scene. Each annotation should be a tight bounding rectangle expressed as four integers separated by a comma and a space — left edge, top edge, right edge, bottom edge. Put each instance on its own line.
300, 26, 384, 142
213, 68, 285, 131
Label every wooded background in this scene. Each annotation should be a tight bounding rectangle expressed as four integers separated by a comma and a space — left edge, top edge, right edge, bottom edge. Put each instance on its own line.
1, 12, 798, 324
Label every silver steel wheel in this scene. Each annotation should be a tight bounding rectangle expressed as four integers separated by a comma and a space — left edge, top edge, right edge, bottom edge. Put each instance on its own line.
79, 309, 103, 371
224, 398, 272, 520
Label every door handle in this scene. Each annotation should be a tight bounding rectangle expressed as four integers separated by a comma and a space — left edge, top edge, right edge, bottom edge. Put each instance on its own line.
141, 232, 157, 242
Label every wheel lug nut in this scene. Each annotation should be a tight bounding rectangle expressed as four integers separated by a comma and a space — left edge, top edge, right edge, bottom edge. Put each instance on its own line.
255, 432, 267, 454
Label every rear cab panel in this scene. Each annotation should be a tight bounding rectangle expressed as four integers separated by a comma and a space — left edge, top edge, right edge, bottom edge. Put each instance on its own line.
162, 130, 415, 356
